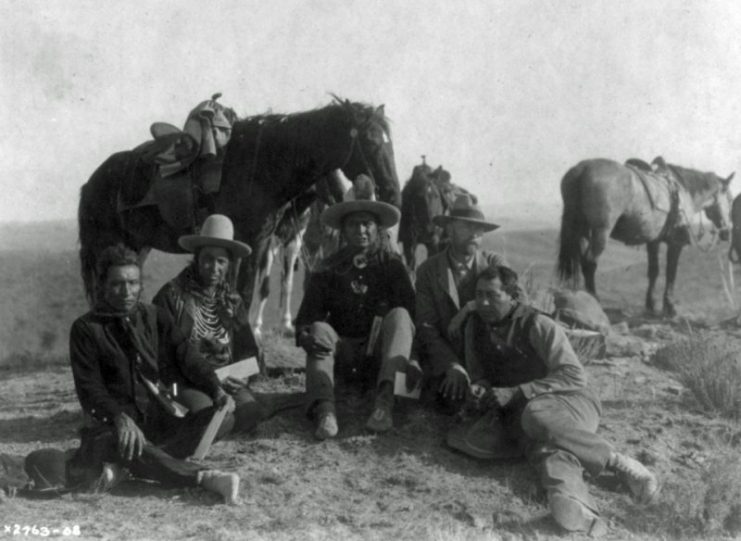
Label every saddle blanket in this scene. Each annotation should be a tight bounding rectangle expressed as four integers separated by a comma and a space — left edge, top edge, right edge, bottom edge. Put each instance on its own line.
625, 163, 676, 213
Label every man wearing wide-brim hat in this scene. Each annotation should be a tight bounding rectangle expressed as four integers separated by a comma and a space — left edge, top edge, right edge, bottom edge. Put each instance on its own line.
415, 194, 508, 414
153, 214, 266, 434
294, 175, 418, 440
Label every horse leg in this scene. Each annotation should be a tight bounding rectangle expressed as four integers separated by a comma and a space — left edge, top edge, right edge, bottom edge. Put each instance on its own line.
578, 231, 598, 297
645, 240, 660, 315
280, 227, 306, 336
404, 236, 417, 272
663, 242, 684, 318
253, 239, 277, 340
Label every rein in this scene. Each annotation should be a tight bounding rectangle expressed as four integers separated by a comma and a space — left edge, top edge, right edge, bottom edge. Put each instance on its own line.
678, 190, 724, 253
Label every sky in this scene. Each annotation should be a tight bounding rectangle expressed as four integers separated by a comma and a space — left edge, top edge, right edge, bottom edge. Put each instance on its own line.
2, 0, 741, 226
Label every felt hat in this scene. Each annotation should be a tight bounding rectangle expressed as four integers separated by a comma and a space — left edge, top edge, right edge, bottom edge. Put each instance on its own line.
21, 448, 73, 497
179, 214, 252, 258
432, 194, 499, 231
321, 174, 401, 229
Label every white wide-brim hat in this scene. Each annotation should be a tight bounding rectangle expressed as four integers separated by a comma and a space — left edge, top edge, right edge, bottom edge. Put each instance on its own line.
178, 214, 252, 258
320, 174, 401, 229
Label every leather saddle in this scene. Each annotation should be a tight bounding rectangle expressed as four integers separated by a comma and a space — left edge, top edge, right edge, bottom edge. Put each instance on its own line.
117, 123, 224, 231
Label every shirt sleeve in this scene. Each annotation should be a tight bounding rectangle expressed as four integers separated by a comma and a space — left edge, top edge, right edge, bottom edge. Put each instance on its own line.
156, 307, 222, 398
518, 315, 587, 399
69, 319, 123, 424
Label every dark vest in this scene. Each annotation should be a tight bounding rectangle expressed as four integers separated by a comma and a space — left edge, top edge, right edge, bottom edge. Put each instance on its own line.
473, 305, 548, 387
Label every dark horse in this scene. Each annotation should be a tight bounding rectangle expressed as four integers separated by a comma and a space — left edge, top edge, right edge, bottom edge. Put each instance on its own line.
398, 160, 475, 271
558, 157, 733, 316
78, 98, 400, 310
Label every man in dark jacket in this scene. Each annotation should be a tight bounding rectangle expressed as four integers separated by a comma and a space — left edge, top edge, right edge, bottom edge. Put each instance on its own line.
414, 195, 507, 412
295, 175, 418, 439
68, 243, 240, 503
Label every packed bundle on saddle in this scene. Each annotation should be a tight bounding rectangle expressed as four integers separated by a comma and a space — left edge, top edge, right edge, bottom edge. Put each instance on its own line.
118, 93, 235, 231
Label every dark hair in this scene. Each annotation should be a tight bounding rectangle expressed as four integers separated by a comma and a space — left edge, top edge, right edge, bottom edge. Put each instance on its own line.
96, 243, 140, 284
475, 265, 520, 300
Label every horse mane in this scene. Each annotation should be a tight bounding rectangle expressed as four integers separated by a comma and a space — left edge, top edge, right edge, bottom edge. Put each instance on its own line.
666, 162, 721, 196
231, 97, 391, 138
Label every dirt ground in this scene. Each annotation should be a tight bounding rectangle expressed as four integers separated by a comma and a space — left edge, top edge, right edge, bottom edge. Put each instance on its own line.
1, 319, 740, 541
2, 228, 741, 540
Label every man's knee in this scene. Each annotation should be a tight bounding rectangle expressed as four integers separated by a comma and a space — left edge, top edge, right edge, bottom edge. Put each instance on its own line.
382, 307, 413, 329
521, 397, 555, 441
307, 321, 339, 354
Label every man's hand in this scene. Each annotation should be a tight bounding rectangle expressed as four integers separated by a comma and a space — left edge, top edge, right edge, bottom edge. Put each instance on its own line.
222, 376, 247, 395
466, 380, 492, 412
439, 364, 469, 401
214, 388, 236, 412
297, 328, 332, 356
114, 412, 146, 461
447, 300, 476, 341
405, 359, 423, 391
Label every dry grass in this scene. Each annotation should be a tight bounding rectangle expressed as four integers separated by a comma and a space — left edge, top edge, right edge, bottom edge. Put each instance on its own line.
654, 334, 741, 420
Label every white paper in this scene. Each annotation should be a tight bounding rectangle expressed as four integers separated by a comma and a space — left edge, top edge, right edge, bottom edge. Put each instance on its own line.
214, 356, 260, 382
394, 371, 421, 399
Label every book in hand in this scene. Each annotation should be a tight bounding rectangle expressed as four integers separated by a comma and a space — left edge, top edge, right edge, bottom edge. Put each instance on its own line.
394, 371, 422, 400
214, 356, 260, 382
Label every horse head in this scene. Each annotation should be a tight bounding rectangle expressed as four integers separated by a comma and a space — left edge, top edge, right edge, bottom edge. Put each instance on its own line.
703, 172, 734, 242
332, 97, 401, 208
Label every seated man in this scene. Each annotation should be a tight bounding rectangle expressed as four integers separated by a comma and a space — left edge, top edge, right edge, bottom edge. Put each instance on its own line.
295, 177, 418, 439
68, 244, 240, 503
414, 194, 506, 412
460, 265, 659, 534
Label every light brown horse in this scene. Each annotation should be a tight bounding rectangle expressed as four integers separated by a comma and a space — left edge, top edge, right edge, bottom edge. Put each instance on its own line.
558, 157, 733, 316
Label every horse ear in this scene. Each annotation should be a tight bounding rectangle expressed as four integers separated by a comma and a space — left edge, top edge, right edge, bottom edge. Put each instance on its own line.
725, 172, 735, 185
652, 156, 667, 169
375, 104, 385, 117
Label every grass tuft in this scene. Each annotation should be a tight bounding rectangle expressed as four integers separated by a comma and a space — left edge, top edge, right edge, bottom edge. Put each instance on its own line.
654, 334, 741, 420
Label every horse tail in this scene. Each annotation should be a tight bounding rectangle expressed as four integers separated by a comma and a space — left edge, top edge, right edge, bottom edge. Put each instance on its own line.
77, 151, 134, 303
557, 163, 588, 286
78, 181, 99, 303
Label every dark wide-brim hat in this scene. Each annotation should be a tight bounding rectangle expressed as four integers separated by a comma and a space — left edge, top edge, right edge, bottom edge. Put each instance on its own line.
179, 214, 252, 258
433, 194, 499, 232
321, 174, 401, 229
20, 448, 74, 497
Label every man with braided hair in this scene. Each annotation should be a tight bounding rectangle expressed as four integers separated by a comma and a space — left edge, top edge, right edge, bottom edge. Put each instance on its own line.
295, 175, 418, 439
